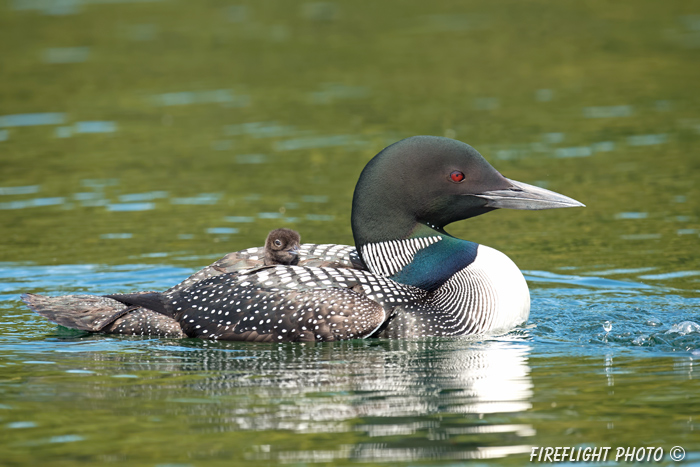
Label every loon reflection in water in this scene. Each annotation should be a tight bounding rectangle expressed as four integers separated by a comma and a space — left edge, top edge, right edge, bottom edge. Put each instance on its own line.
23, 136, 584, 342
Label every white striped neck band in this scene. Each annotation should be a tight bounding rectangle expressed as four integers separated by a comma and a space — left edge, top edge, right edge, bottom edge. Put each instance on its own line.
360, 236, 442, 277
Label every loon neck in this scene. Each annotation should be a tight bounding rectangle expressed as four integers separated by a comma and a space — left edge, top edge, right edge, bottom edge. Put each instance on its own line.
358, 223, 478, 292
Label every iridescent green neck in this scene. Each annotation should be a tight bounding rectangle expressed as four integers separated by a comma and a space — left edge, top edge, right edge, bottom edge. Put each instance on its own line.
388, 224, 479, 292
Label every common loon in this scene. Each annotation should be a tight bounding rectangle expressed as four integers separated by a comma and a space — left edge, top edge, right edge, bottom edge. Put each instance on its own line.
263, 228, 301, 266
23, 136, 583, 342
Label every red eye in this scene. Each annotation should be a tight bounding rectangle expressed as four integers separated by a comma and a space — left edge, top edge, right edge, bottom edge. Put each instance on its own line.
450, 171, 465, 182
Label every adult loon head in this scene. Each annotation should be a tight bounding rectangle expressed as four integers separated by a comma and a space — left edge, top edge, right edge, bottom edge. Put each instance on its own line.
352, 136, 583, 290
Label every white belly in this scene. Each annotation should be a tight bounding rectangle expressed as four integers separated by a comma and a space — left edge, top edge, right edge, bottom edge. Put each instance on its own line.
471, 244, 530, 332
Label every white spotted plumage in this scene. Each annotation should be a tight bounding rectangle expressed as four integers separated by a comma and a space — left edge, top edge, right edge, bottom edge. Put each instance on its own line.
167, 264, 419, 342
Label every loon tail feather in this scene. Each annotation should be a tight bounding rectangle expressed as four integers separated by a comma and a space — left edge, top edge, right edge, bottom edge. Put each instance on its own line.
104, 292, 171, 317
21, 293, 131, 332
22, 293, 186, 337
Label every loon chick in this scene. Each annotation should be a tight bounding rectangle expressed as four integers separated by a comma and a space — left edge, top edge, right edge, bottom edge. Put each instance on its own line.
23, 136, 583, 342
264, 228, 301, 266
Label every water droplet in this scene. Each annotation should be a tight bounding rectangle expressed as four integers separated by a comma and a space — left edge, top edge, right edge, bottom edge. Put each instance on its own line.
632, 335, 647, 346
603, 321, 612, 333
646, 318, 662, 327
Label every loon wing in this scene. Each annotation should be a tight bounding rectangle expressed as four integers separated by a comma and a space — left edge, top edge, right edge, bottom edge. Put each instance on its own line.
163, 265, 422, 342
172, 276, 386, 342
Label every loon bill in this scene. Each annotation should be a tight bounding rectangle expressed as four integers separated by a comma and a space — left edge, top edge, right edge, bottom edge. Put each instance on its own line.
23, 136, 584, 342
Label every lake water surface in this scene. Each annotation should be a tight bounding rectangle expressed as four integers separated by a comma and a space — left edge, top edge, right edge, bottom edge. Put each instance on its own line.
1, 1, 699, 465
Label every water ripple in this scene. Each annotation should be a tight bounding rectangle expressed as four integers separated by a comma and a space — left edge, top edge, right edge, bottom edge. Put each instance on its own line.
524, 270, 652, 290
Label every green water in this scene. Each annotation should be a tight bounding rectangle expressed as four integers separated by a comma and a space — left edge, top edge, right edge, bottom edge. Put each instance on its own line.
1, 0, 699, 465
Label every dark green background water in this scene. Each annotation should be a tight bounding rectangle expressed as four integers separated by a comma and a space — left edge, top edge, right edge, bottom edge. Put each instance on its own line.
1, 1, 699, 465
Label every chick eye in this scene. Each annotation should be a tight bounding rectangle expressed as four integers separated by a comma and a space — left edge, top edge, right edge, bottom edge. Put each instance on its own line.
450, 171, 465, 183
274, 239, 282, 247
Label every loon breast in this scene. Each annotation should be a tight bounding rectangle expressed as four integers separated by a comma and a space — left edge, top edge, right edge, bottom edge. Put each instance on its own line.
429, 245, 530, 333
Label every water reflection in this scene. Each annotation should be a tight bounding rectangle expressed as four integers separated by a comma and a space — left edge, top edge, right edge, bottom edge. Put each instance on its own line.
535, 89, 554, 102
224, 121, 300, 139
627, 134, 667, 146
170, 193, 222, 205
615, 212, 648, 219
235, 154, 267, 164
583, 105, 633, 118
100, 233, 132, 240
75, 121, 117, 134
81, 338, 534, 462
107, 202, 154, 211
151, 89, 249, 108
555, 146, 592, 158
118, 191, 168, 202
301, 195, 329, 203
43, 46, 90, 64
12, 0, 164, 15
274, 134, 368, 151
125, 23, 157, 41
0, 113, 65, 127
0, 197, 65, 210
306, 214, 334, 221
300, 2, 339, 22
473, 97, 499, 111
206, 227, 239, 235
308, 83, 370, 104
225, 216, 255, 223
